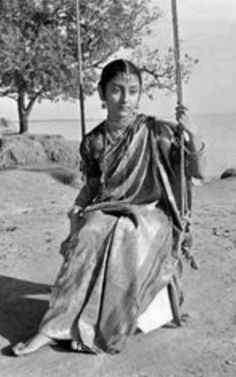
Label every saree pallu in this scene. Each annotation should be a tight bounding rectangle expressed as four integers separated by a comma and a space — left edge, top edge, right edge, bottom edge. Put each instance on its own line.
39, 115, 181, 354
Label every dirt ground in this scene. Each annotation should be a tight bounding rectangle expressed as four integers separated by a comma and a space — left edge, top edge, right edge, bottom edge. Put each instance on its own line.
0, 168, 236, 377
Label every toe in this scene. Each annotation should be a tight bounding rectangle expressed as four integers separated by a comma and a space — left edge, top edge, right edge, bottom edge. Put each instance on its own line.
12, 342, 26, 356
71, 340, 82, 352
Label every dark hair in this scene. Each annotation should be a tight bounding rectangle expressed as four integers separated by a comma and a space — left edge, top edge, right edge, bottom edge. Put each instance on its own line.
99, 59, 142, 96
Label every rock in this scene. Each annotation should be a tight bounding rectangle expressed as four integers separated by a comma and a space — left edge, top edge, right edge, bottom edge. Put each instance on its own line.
221, 168, 236, 179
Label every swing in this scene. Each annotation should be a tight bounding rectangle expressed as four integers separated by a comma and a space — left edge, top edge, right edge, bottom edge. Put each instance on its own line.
138, 0, 192, 332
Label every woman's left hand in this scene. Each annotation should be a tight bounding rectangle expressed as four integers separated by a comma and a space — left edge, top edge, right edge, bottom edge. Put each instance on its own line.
176, 104, 206, 173
175, 104, 198, 137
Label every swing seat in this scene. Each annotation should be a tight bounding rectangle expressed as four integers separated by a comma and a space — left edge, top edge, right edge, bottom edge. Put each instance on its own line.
137, 285, 173, 332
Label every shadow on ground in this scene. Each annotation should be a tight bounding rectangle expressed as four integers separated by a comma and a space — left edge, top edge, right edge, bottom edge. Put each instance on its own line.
0, 275, 50, 349
0, 165, 80, 188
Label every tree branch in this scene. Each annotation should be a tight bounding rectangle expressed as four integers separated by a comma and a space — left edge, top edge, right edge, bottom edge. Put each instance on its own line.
0, 89, 17, 100
140, 65, 172, 86
25, 90, 42, 113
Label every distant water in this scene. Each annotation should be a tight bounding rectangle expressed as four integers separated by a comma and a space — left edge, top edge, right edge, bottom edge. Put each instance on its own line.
193, 113, 236, 178
28, 118, 99, 141
9, 113, 236, 179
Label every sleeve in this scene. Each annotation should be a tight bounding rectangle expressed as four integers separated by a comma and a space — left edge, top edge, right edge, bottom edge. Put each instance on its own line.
148, 117, 178, 168
74, 136, 101, 208
79, 136, 101, 181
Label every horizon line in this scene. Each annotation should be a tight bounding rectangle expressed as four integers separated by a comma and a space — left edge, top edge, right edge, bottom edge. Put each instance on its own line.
4, 110, 236, 123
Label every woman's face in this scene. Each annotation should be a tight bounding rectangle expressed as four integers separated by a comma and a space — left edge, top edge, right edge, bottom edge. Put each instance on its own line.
101, 72, 141, 121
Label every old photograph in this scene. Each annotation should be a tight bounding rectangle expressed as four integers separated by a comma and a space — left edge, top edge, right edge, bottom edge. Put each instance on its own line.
0, 1, 236, 376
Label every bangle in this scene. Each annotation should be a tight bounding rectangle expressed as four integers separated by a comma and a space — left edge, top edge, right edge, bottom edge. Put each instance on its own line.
73, 205, 83, 214
67, 205, 83, 218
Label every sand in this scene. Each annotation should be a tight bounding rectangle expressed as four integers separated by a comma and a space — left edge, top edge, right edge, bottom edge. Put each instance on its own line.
0, 136, 236, 376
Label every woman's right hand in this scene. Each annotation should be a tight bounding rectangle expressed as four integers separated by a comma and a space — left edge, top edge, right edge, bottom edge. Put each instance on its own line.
67, 205, 84, 234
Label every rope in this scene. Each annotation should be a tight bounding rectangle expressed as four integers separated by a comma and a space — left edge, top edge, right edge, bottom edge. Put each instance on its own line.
171, 0, 185, 219
76, 0, 86, 139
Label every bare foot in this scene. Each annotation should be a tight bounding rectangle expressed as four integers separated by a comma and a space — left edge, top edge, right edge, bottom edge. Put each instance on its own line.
70, 340, 95, 354
70, 340, 83, 352
12, 333, 54, 356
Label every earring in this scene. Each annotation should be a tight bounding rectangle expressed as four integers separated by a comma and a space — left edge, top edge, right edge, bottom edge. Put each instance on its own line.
101, 102, 106, 109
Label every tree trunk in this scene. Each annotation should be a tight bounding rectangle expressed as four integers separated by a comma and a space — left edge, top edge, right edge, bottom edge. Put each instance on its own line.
17, 91, 29, 134
18, 110, 29, 134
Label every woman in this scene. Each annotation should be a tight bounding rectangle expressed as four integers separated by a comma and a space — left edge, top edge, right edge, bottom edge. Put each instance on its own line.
13, 59, 206, 356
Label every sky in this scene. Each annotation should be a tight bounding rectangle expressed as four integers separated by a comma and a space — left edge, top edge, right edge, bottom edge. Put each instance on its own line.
1, 0, 236, 121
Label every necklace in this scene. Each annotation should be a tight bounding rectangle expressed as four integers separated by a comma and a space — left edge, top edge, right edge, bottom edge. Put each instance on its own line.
100, 113, 137, 189
105, 113, 136, 145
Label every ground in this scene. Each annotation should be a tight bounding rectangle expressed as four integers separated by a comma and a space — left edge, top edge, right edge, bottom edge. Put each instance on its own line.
0, 167, 236, 377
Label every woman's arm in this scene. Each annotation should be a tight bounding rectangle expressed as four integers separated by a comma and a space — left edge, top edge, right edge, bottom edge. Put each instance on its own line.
184, 133, 207, 179
74, 176, 100, 209
176, 106, 207, 179
68, 135, 101, 227
68, 177, 100, 235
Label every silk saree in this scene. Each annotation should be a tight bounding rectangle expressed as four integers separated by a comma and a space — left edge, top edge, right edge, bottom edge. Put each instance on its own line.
39, 114, 188, 354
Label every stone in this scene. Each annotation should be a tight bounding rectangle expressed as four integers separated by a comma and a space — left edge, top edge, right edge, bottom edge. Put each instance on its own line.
221, 168, 236, 179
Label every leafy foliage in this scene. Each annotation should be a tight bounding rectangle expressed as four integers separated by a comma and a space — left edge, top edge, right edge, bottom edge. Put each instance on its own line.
133, 47, 199, 97
0, 0, 198, 132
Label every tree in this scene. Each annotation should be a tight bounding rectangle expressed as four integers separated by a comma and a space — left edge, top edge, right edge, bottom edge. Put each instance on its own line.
0, 0, 197, 134
0, 0, 76, 133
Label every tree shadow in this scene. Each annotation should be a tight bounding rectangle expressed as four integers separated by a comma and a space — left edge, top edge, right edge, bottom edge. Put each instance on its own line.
0, 275, 51, 352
